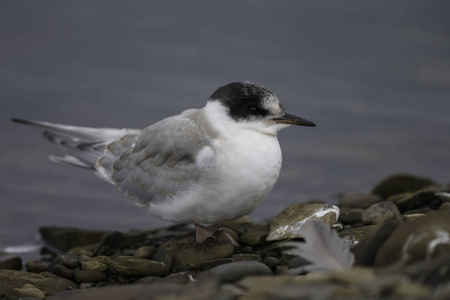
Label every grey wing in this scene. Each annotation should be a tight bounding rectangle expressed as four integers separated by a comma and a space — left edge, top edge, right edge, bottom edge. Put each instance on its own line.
105, 113, 214, 206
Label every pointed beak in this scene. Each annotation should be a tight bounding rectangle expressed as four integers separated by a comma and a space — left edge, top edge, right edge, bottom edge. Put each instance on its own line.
273, 113, 316, 127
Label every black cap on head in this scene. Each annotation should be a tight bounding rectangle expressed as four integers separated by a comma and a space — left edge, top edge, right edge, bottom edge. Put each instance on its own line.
209, 82, 279, 121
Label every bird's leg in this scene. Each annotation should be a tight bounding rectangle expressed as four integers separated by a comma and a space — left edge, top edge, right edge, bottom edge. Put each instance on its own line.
195, 224, 219, 243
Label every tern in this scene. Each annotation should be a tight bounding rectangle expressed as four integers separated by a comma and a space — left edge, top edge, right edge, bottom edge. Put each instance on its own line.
12, 82, 315, 243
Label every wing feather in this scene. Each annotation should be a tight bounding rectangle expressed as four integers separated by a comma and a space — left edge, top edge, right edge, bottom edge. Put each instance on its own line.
105, 109, 214, 206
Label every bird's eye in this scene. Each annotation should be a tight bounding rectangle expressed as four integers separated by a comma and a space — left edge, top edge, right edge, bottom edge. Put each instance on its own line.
248, 106, 261, 114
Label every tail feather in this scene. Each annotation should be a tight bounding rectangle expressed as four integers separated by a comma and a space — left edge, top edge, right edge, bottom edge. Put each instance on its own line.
12, 118, 141, 171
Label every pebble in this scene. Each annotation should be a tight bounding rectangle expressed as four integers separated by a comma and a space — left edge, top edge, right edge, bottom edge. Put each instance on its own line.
75, 270, 107, 284
231, 253, 261, 262
208, 261, 273, 283
200, 258, 234, 271
134, 246, 157, 259
107, 256, 170, 277
267, 203, 339, 241
39, 226, 108, 252
13, 283, 45, 299
60, 253, 80, 269
261, 256, 280, 270
0, 256, 22, 271
338, 208, 364, 224
390, 190, 443, 213
338, 225, 380, 248
375, 211, 450, 266
361, 201, 403, 225
52, 264, 75, 281
25, 260, 50, 273
159, 231, 234, 270
0, 269, 78, 297
239, 225, 269, 245
372, 173, 436, 199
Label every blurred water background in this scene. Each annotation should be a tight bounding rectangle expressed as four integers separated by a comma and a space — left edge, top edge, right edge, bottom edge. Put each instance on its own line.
1, 1, 449, 254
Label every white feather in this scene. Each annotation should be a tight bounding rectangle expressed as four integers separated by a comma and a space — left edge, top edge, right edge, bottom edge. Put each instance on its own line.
284, 220, 354, 273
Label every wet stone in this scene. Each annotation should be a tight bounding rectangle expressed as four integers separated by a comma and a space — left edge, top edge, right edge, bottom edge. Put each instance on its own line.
267, 203, 339, 241
134, 246, 157, 259
75, 270, 107, 284
375, 211, 450, 266
13, 283, 45, 299
439, 202, 450, 211
0, 256, 22, 271
372, 173, 436, 199
231, 253, 261, 262
52, 264, 75, 281
60, 253, 80, 269
159, 231, 234, 270
220, 215, 253, 234
338, 208, 364, 224
239, 225, 269, 246
338, 225, 380, 249
390, 190, 444, 213
261, 256, 280, 270
0, 269, 78, 297
361, 201, 403, 225
287, 256, 310, 270
201, 258, 233, 271
339, 193, 382, 209
25, 260, 50, 273
151, 250, 172, 269
133, 276, 162, 285
107, 256, 170, 277
208, 261, 273, 283
81, 257, 109, 273
39, 226, 108, 252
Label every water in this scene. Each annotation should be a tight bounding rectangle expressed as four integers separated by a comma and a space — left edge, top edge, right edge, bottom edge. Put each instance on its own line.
1, 1, 449, 255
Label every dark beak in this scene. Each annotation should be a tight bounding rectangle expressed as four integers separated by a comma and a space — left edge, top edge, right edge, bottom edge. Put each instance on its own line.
273, 113, 316, 127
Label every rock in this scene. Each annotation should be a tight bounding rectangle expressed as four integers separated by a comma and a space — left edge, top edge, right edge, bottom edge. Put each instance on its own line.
81, 256, 110, 272
60, 253, 80, 269
361, 201, 403, 225
375, 211, 450, 266
231, 254, 261, 262
287, 256, 310, 270
372, 174, 436, 199
240, 225, 269, 245
201, 258, 233, 271
14, 283, 46, 299
52, 264, 75, 281
0, 269, 77, 297
151, 250, 173, 269
353, 220, 401, 266
220, 215, 253, 234
74, 270, 107, 284
439, 202, 450, 211
25, 260, 50, 273
107, 256, 170, 277
133, 276, 162, 284
338, 225, 380, 249
338, 208, 364, 224
208, 261, 273, 283
389, 190, 443, 213
267, 203, 339, 241
338, 193, 382, 209
39, 226, 108, 252
159, 231, 234, 270
0, 256, 22, 271
261, 257, 280, 270
93, 231, 125, 256
134, 246, 157, 259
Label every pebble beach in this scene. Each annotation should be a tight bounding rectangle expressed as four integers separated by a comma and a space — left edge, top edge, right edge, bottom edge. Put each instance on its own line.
1, 173, 449, 300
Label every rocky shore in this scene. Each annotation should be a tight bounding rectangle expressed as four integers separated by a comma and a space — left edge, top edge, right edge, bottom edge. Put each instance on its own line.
1, 173, 449, 299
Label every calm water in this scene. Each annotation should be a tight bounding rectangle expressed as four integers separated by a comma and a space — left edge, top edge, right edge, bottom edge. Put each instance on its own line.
1, 1, 449, 254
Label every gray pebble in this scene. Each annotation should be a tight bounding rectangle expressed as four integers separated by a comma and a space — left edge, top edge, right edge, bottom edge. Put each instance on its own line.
261, 257, 280, 269
362, 201, 403, 225
134, 246, 157, 259
75, 270, 107, 284
208, 261, 273, 283
53, 264, 75, 281
60, 253, 80, 269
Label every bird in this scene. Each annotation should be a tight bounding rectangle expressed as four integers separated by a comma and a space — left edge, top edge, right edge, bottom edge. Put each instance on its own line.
12, 82, 315, 243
